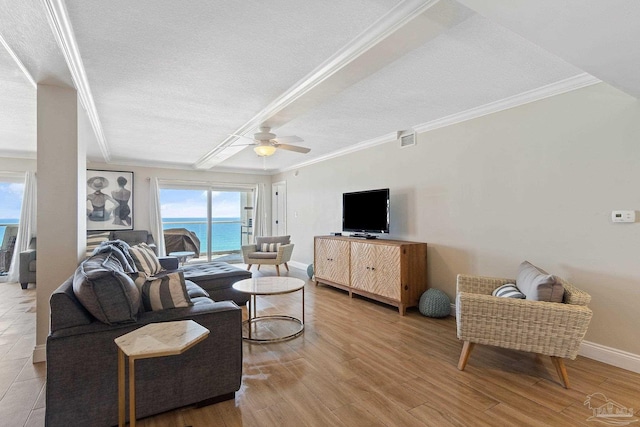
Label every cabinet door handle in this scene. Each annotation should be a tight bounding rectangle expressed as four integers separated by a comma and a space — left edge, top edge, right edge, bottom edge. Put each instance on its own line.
371, 267, 376, 271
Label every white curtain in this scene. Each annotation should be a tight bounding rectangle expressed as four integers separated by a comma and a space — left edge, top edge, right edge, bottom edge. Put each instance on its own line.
149, 177, 166, 256
253, 183, 267, 240
8, 172, 37, 283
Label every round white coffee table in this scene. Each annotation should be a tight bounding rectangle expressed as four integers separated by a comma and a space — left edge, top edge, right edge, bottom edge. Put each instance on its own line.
232, 276, 305, 343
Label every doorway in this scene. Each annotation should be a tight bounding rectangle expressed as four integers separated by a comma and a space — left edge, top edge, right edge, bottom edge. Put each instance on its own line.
272, 181, 286, 236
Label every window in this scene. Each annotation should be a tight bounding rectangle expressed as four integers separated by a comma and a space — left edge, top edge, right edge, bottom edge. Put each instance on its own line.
0, 179, 24, 274
159, 185, 253, 262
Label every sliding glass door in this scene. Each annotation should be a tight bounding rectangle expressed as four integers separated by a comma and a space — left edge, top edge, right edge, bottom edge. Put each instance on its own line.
159, 185, 253, 262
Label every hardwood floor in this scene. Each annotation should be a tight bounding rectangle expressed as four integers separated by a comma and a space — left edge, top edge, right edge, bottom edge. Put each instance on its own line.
1, 268, 639, 426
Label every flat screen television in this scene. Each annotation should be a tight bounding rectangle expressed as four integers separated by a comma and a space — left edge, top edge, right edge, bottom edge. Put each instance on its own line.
342, 188, 389, 237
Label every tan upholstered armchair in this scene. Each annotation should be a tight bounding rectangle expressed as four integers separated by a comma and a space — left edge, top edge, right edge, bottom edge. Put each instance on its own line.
242, 235, 294, 276
456, 274, 592, 388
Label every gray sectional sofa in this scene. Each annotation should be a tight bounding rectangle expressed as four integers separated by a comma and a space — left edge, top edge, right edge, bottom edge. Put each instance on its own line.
46, 245, 243, 427
20, 230, 157, 289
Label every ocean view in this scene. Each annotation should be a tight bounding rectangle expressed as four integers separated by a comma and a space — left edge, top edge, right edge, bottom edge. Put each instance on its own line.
162, 217, 243, 253
0, 218, 244, 254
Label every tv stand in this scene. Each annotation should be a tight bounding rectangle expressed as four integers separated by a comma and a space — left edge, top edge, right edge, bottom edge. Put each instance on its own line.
351, 233, 378, 239
314, 236, 428, 315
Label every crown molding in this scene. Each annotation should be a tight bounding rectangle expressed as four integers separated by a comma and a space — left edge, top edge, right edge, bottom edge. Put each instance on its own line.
275, 132, 399, 174
0, 32, 36, 87
274, 73, 601, 175
42, 0, 110, 162
194, 0, 441, 170
413, 73, 601, 134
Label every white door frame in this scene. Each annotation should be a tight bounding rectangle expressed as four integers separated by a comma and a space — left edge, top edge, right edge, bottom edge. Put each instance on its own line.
272, 181, 286, 236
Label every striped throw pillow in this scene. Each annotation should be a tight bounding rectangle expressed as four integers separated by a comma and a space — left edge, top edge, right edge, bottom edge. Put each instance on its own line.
492, 284, 526, 299
86, 231, 111, 256
129, 243, 162, 276
139, 272, 192, 311
260, 242, 281, 252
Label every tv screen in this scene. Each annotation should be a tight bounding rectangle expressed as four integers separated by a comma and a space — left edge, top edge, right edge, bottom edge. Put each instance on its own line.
342, 188, 389, 234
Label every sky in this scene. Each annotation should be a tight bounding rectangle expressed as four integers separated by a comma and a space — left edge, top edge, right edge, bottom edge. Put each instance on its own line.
160, 189, 242, 218
0, 182, 24, 219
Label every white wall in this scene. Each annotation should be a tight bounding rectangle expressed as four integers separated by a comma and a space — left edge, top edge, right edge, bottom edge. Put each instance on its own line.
274, 82, 640, 357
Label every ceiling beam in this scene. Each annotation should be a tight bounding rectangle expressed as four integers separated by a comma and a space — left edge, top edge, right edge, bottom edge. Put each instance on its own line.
193, 0, 466, 170
42, 0, 110, 162
0, 31, 36, 88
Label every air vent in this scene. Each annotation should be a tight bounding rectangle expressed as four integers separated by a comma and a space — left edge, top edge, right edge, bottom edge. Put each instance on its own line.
398, 130, 416, 148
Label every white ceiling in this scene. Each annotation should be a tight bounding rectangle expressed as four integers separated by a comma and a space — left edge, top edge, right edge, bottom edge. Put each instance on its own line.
0, 0, 638, 174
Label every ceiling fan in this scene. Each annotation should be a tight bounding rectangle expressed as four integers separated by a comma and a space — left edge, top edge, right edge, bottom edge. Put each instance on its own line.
233, 126, 310, 157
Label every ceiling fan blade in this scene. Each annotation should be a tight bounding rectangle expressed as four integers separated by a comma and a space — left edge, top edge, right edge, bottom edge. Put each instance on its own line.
274, 135, 303, 144
274, 143, 311, 154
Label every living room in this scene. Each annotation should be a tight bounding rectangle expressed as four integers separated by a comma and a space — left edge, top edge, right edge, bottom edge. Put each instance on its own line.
1, 1, 640, 426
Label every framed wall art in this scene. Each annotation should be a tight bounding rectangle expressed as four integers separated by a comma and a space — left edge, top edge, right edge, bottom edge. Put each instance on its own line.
86, 169, 134, 231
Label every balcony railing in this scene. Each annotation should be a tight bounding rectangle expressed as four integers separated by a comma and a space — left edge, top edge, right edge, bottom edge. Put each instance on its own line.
162, 218, 245, 256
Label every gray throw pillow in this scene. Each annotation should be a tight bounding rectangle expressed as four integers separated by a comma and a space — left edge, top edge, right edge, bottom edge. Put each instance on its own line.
139, 271, 192, 311
73, 252, 141, 324
516, 261, 564, 302
256, 235, 290, 251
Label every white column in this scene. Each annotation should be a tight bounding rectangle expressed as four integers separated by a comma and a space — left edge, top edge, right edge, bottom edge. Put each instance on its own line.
34, 84, 86, 362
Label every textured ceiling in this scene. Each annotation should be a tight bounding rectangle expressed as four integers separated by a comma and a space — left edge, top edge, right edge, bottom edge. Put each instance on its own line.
0, 45, 35, 157
0, 1, 637, 173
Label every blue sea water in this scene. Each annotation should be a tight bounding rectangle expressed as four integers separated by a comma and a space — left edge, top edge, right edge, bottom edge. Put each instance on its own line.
0, 219, 18, 241
162, 217, 242, 253
0, 218, 242, 254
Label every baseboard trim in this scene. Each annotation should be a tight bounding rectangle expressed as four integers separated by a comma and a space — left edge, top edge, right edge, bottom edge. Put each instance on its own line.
33, 344, 46, 363
449, 302, 639, 373
288, 260, 309, 272
579, 341, 640, 374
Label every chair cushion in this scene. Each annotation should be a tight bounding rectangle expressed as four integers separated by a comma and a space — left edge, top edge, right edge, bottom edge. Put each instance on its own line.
139, 271, 192, 311
516, 261, 564, 302
72, 252, 140, 325
492, 283, 525, 299
248, 251, 278, 259
129, 243, 163, 275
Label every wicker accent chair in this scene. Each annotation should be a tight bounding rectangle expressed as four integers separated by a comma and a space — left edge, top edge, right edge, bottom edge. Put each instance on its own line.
456, 274, 592, 388
242, 236, 294, 276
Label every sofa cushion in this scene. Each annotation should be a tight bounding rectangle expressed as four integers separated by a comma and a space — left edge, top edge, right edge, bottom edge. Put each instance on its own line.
185, 280, 210, 299
139, 271, 192, 311
112, 230, 150, 246
73, 252, 141, 325
248, 251, 278, 259
129, 243, 162, 275
516, 261, 564, 302
86, 231, 111, 257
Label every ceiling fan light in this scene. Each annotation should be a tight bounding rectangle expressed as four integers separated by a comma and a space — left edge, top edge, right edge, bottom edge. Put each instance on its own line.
254, 145, 276, 157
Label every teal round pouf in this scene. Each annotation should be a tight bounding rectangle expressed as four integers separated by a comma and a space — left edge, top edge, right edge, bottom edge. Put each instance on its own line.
307, 264, 314, 279
419, 288, 450, 318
